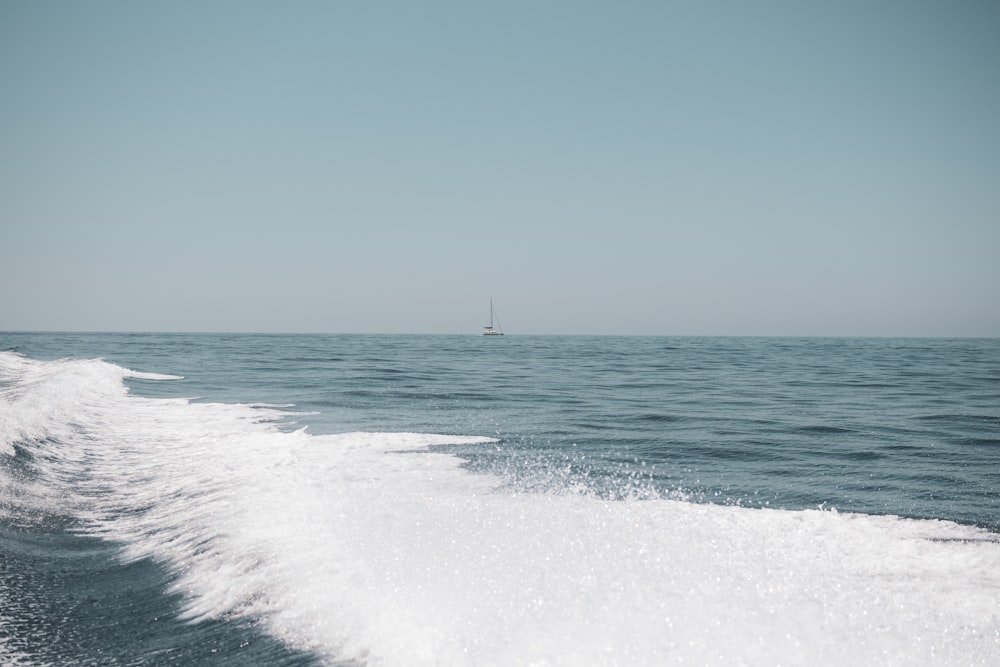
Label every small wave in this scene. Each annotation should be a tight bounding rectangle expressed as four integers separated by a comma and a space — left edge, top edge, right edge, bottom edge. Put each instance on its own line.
917, 413, 998, 424
795, 424, 854, 435
843, 449, 889, 461
125, 370, 184, 381
927, 536, 1000, 544
633, 412, 683, 423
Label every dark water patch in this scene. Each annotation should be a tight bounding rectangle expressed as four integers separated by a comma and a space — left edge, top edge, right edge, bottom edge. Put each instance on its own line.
274, 355, 346, 364
960, 437, 1000, 447
0, 523, 320, 666
842, 381, 899, 388
882, 443, 927, 452
794, 424, 855, 435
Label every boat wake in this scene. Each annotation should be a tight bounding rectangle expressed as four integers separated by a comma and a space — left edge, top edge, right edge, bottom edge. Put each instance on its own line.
2, 351, 999, 665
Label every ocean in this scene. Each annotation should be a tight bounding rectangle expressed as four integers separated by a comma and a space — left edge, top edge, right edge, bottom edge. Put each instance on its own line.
1, 332, 998, 666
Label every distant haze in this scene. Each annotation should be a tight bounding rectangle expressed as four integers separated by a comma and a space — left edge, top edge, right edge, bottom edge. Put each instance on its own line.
2, 2, 998, 336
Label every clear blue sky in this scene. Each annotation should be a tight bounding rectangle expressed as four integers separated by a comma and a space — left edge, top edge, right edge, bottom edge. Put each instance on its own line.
2, 1, 998, 336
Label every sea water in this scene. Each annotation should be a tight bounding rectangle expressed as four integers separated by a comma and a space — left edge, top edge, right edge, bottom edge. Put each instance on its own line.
1, 332, 998, 666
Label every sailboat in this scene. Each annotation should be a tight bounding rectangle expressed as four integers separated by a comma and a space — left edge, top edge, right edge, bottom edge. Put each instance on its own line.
482, 299, 504, 336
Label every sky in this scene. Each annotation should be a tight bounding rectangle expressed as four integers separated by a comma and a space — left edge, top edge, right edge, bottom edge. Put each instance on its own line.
1, 1, 998, 336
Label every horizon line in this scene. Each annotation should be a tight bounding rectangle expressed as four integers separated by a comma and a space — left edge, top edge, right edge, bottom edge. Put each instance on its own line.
2, 329, 997, 340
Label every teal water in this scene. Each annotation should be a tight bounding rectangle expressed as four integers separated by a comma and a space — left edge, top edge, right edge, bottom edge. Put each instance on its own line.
2, 333, 999, 665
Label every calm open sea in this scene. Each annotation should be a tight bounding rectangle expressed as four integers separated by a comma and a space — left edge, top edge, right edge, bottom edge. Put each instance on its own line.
2, 332, 999, 665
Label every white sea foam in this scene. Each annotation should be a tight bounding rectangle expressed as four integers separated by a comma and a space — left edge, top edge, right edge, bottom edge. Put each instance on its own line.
125, 370, 185, 381
2, 351, 999, 666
